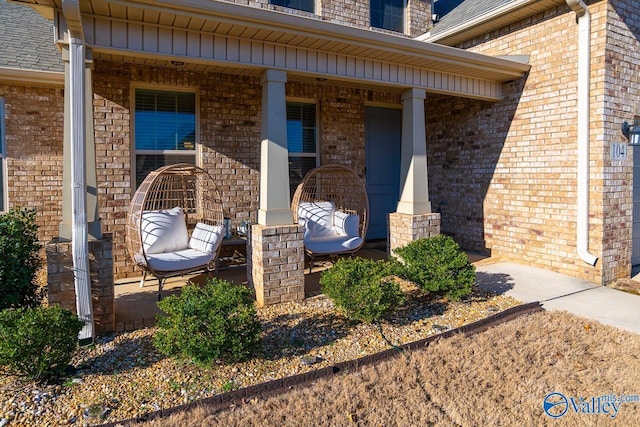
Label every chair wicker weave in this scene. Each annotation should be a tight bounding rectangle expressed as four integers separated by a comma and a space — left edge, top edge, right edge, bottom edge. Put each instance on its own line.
291, 165, 369, 266
126, 163, 225, 299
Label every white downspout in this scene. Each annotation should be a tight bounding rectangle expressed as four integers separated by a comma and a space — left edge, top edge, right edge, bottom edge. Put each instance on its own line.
567, 0, 597, 266
62, 0, 94, 341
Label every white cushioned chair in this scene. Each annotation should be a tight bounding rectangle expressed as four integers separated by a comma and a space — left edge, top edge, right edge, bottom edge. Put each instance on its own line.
126, 164, 226, 299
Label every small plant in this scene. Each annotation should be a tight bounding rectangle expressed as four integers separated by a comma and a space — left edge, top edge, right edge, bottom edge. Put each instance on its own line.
0, 207, 43, 310
0, 305, 83, 381
320, 257, 404, 323
391, 235, 475, 301
154, 278, 262, 365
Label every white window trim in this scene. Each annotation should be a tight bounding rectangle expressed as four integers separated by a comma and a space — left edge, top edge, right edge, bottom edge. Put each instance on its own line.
130, 84, 200, 191
0, 98, 7, 212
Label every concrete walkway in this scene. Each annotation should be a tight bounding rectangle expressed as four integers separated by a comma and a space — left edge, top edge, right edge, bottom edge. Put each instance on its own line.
475, 262, 640, 334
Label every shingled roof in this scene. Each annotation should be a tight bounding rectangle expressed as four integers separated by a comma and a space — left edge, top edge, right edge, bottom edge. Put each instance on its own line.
0, 0, 63, 73
431, 0, 513, 38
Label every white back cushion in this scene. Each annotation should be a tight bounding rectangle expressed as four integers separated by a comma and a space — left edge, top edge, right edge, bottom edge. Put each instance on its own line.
189, 223, 225, 254
141, 207, 189, 254
334, 211, 360, 237
298, 201, 336, 237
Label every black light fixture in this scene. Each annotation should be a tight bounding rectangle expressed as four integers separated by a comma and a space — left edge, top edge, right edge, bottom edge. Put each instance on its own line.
622, 118, 640, 145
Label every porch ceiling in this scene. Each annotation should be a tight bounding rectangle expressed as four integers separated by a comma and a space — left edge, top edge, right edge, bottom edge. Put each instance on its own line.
12, 0, 531, 100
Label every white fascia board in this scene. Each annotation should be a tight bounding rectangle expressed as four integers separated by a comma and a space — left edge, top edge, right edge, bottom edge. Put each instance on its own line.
421, 0, 544, 44
110, 0, 531, 80
0, 67, 64, 85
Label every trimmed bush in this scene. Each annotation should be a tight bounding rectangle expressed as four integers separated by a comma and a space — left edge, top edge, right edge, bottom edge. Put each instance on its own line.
0, 207, 42, 310
0, 305, 83, 381
392, 235, 475, 301
320, 257, 404, 323
154, 278, 261, 365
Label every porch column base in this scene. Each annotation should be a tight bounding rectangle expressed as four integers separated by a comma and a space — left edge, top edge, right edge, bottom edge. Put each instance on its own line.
388, 212, 441, 256
46, 234, 114, 334
247, 224, 305, 307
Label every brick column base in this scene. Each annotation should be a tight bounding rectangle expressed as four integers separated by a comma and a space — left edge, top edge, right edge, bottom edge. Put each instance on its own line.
46, 234, 114, 334
247, 224, 305, 307
388, 212, 441, 256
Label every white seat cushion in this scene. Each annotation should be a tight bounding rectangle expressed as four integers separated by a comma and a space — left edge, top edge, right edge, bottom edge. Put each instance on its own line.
189, 223, 225, 254
141, 207, 189, 254
303, 235, 363, 255
145, 248, 214, 272
298, 201, 337, 237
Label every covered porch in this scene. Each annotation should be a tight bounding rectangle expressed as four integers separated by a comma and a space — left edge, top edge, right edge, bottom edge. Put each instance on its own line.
15, 0, 530, 337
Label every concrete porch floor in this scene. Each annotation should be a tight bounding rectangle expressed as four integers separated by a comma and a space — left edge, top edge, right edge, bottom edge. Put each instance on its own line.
113, 249, 490, 332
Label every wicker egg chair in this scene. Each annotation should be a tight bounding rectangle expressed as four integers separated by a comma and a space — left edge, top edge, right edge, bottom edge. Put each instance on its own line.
126, 163, 225, 299
291, 164, 369, 268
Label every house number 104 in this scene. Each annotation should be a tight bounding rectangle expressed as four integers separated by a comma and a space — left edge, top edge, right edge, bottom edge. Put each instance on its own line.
610, 143, 628, 161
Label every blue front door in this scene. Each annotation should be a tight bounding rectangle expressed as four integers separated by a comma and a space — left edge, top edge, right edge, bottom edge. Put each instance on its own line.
365, 106, 402, 240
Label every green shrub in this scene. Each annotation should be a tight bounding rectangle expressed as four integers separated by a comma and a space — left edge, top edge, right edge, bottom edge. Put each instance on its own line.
391, 235, 475, 301
0, 305, 83, 381
320, 257, 404, 323
0, 207, 42, 310
154, 278, 261, 365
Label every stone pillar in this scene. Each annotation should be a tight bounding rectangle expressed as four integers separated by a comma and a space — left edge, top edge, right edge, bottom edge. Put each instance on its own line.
388, 212, 441, 256
247, 224, 305, 307
46, 235, 114, 334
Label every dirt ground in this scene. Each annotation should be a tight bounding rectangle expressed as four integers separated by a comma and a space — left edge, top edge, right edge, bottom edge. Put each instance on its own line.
144, 310, 640, 426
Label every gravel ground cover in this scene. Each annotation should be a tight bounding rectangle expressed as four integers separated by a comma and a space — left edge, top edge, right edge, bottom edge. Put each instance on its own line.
0, 286, 520, 426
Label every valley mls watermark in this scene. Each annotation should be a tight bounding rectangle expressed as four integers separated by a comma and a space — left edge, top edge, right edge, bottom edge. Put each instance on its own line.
543, 392, 639, 419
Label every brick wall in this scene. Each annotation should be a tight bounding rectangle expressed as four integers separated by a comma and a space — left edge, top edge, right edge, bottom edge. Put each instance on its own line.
427, 0, 638, 284
0, 81, 64, 242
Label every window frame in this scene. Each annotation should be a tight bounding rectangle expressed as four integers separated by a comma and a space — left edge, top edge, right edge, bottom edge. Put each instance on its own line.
269, 0, 315, 13
286, 98, 319, 196
130, 84, 200, 190
370, 0, 406, 34
0, 98, 7, 212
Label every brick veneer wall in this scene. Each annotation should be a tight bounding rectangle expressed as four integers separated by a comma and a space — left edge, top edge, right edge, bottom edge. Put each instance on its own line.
427, 0, 638, 284
92, 61, 403, 279
0, 81, 64, 242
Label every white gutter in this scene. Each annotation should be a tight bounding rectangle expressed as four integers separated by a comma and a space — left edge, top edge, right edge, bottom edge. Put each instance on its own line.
567, 0, 598, 266
62, 0, 94, 341
0, 67, 64, 85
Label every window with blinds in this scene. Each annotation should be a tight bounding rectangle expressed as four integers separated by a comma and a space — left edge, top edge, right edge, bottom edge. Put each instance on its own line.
0, 98, 6, 212
133, 88, 196, 187
370, 0, 405, 33
287, 102, 317, 197
270, 0, 314, 13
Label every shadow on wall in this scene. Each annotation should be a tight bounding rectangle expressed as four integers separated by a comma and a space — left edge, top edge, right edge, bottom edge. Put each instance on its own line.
426, 74, 527, 255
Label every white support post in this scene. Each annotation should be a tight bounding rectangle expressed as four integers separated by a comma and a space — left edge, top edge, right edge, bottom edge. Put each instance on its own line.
257, 69, 294, 226
397, 88, 432, 215
69, 37, 94, 342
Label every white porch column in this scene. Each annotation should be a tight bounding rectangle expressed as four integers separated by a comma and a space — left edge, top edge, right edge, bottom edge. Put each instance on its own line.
257, 69, 294, 226
397, 88, 432, 215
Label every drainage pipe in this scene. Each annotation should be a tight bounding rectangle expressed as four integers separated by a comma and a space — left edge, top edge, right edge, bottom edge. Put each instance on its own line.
567, 0, 598, 266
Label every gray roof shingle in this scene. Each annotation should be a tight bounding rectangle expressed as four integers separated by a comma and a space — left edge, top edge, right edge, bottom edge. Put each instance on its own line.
432, 0, 514, 37
0, 0, 64, 72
